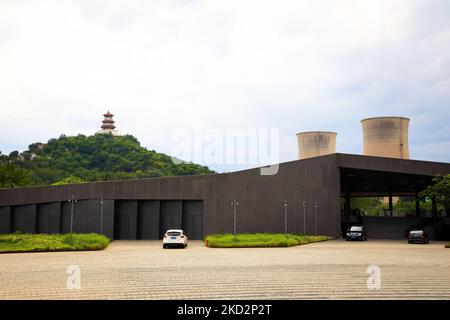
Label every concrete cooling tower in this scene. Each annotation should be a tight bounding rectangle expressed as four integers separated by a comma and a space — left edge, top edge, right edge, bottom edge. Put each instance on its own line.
296, 131, 337, 160
361, 116, 410, 159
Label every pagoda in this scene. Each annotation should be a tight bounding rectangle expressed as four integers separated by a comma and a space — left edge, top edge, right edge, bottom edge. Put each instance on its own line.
97, 110, 120, 136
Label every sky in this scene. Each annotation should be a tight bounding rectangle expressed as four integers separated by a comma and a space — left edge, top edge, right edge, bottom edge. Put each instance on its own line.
0, 0, 449, 172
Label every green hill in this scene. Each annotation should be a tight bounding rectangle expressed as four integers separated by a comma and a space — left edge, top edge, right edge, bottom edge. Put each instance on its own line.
0, 134, 213, 188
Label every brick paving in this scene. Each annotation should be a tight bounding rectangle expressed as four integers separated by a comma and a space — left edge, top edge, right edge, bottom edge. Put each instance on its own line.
1, 239, 449, 299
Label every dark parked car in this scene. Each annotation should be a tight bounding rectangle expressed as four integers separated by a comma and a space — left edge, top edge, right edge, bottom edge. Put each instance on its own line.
408, 230, 429, 244
345, 225, 367, 241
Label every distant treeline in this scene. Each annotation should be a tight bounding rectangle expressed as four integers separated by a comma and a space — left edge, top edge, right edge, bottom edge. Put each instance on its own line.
0, 134, 213, 188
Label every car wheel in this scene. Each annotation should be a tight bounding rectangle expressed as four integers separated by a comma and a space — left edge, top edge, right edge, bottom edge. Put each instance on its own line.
163, 244, 167, 249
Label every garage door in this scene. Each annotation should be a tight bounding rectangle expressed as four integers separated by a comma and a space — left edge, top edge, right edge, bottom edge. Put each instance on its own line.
137, 200, 160, 240
11, 204, 37, 233
114, 200, 138, 239
182, 200, 203, 240
37, 202, 61, 234
0, 207, 11, 234
159, 200, 182, 239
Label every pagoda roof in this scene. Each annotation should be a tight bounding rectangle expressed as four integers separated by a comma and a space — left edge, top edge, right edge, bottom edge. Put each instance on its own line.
101, 124, 116, 129
103, 110, 114, 117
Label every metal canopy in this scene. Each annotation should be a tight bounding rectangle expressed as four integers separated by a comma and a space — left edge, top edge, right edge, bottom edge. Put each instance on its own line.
340, 168, 433, 197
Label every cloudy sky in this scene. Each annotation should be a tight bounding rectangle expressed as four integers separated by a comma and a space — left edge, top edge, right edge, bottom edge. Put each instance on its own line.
0, 0, 449, 172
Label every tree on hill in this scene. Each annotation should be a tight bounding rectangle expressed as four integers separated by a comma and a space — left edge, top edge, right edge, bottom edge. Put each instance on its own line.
0, 162, 32, 188
419, 174, 450, 214
51, 176, 85, 186
0, 134, 214, 188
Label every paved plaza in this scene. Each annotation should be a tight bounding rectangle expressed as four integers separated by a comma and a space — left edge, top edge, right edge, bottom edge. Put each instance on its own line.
1, 239, 449, 299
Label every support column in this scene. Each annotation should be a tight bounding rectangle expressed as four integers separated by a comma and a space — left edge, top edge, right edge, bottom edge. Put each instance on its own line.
415, 194, 420, 217
388, 191, 393, 216
432, 197, 438, 240
345, 185, 350, 230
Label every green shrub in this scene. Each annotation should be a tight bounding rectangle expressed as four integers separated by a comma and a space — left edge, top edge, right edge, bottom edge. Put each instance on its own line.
204, 233, 332, 248
0, 233, 111, 253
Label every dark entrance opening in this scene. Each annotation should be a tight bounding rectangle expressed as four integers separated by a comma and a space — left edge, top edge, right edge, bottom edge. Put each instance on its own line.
340, 168, 449, 240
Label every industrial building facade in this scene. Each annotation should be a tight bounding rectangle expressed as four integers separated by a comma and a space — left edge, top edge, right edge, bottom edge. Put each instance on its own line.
1, 153, 449, 240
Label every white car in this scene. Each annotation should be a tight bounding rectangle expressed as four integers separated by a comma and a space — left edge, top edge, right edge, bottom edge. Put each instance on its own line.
162, 229, 188, 249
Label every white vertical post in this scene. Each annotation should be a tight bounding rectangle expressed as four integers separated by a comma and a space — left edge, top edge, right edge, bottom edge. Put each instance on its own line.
69, 195, 77, 234
314, 203, 318, 235
302, 201, 306, 235
100, 197, 104, 234
231, 198, 239, 237
233, 199, 236, 236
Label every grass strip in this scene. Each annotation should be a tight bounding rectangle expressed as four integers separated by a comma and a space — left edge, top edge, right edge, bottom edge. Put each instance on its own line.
0, 233, 111, 253
205, 233, 333, 248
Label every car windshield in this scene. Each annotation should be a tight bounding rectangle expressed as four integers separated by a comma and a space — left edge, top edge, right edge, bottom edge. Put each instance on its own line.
410, 230, 423, 234
167, 232, 181, 236
349, 226, 363, 232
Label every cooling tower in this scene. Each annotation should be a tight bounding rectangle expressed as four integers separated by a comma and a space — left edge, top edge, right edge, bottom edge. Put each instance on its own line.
296, 131, 337, 160
361, 116, 410, 159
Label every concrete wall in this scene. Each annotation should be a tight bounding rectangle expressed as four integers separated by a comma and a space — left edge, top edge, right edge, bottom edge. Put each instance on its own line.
61, 199, 114, 238
201, 155, 342, 237
0, 154, 449, 240
362, 216, 421, 239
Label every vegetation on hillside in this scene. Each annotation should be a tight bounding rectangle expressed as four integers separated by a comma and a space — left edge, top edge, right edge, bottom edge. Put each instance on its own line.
204, 233, 333, 248
0, 134, 213, 188
0, 233, 110, 253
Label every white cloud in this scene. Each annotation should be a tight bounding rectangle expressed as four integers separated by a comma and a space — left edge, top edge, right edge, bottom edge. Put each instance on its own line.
0, 0, 449, 170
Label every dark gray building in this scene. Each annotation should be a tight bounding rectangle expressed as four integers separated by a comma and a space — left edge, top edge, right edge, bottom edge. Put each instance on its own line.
0, 153, 449, 240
